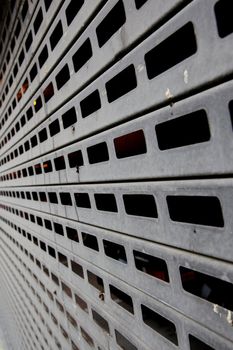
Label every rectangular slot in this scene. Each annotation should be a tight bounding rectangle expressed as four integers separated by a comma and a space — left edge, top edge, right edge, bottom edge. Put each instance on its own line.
25, 31, 32, 52
115, 331, 137, 350
48, 192, 58, 204
66, 0, 84, 25
35, 164, 42, 175
39, 192, 47, 202
87, 142, 109, 164
44, 219, 52, 230
68, 150, 83, 168
39, 45, 48, 68
189, 335, 214, 350
110, 284, 134, 314
96, 1, 126, 48
94, 193, 118, 212
87, 271, 104, 292
92, 310, 110, 334
66, 227, 79, 242
134, 250, 169, 282
141, 305, 178, 345
21, 0, 28, 21
106, 65, 137, 103
123, 194, 157, 218
50, 20, 63, 50
49, 118, 60, 136
80, 90, 101, 118
145, 22, 197, 79
167, 195, 224, 227
54, 156, 66, 170
58, 252, 68, 266
33, 7, 43, 34
82, 232, 99, 251
39, 128, 48, 143
34, 96, 42, 112
72, 38, 92, 73
30, 63, 38, 82
103, 240, 127, 263
62, 106, 77, 128
114, 130, 146, 158
44, 0, 52, 11
74, 193, 91, 208
54, 223, 64, 236
55, 64, 70, 90
75, 293, 88, 312
43, 160, 52, 173
26, 106, 33, 121
60, 192, 72, 206
156, 110, 210, 150
180, 266, 233, 311
80, 328, 94, 348
61, 282, 72, 298
71, 260, 84, 278
43, 82, 54, 103
215, 0, 233, 38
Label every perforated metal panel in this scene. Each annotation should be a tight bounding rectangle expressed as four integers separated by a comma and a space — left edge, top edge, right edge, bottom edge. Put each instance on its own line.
0, 0, 233, 349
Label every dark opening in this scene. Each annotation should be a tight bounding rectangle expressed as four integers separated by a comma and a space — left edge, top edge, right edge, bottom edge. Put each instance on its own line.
96, 0, 126, 48
44, 0, 52, 11
43, 82, 54, 103
189, 335, 214, 350
31, 135, 38, 148
39, 45, 48, 68
39, 192, 47, 202
110, 284, 134, 313
65, 0, 84, 26
82, 232, 99, 251
81, 328, 94, 347
15, 20, 21, 38
11, 37, 15, 52
87, 142, 109, 164
35, 163, 42, 175
30, 63, 38, 82
25, 31, 33, 52
24, 140, 29, 151
75, 293, 88, 312
55, 64, 70, 90
80, 90, 101, 118
180, 266, 233, 311
229, 100, 233, 130
50, 20, 63, 50
92, 310, 109, 334
60, 192, 72, 206
22, 168, 27, 177
141, 305, 178, 345
87, 270, 104, 291
145, 22, 197, 80
167, 195, 224, 227
72, 38, 92, 73
40, 241, 46, 251
54, 156, 66, 170
13, 64, 18, 77
66, 226, 79, 242
215, 0, 233, 38
71, 260, 84, 278
115, 331, 137, 350
156, 110, 210, 150
19, 49, 25, 66
33, 8, 43, 34
106, 65, 137, 103
44, 219, 52, 230
62, 106, 77, 128
26, 107, 33, 121
54, 223, 64, 236
68, 150, 83, 168
37, 216, 43, 226
114, 129, 146, 158
48, 192, 58, 204
58, 252, 68, 266
134, 250, 169, 282
49, 118, 60, 136
34, 96, 42, 112
21, 115, 26, 127
21, 0, 28, 21
39, 128, 48, 143
74, 193, 91, 208
48, 246, 56, 258
94, 193, 118, 212
32, 192, 38, 201
28, 166, 34, 176
6, 52, 10, 64
123, 194, 157, 218
43, 160, 52, 173
103, 240, 127, 263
